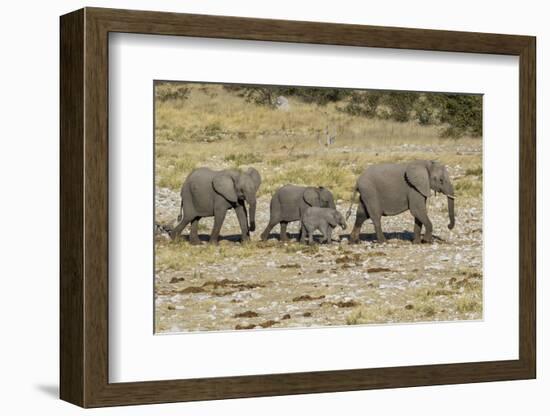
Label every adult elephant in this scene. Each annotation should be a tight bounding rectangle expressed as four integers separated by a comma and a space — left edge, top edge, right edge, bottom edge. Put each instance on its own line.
348, 160, 455, 244
260, 185, 336, 242
169, 167, 261, 244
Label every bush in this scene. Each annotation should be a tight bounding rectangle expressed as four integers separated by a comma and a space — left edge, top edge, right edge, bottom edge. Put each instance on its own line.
343, 91, 383, 117
438, 94, 482, 138
223, 84, 483, 138
384, 92, 418, 122
155, 82, 190, 102
291, 88, 350, 105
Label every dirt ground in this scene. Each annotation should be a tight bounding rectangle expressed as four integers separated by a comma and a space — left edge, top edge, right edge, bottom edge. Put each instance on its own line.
154, 142, 482, 333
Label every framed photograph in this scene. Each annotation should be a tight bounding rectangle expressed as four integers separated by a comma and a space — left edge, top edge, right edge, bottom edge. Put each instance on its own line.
60, 7, 536, 408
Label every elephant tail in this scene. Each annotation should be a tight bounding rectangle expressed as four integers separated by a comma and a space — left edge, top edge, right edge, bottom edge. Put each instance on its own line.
345, 187, 358, 220
177, 197, 184, 222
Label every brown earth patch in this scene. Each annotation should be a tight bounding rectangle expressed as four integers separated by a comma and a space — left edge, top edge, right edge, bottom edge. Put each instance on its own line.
235, 324, 256, 330
179, 286, 205, 294
293, 294, 326, 302
258, 320, 278, 328
321, 300, 359, 308
367, 267, 392, 273
279, 263, 301, 269
234, 310, 259, 318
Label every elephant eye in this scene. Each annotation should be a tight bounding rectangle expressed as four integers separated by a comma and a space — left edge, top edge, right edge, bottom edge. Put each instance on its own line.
439, 178, 443, 183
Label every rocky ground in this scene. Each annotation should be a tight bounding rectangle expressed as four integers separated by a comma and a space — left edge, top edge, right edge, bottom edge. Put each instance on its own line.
154, 182, 482, 333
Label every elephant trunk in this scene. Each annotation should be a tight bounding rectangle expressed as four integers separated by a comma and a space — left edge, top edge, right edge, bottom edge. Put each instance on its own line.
447, 192, 455, 230
247, 197, 257, 232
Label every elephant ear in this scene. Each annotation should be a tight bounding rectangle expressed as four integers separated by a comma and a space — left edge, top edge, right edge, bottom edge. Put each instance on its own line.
246, 167, 262, 191
303, 187, 321, 206
405, 162, 430, 198
212, 173, 238, 203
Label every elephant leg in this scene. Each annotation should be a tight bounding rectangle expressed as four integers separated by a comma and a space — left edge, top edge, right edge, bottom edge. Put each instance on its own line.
209, 206, 228, 244
260, 217, 279, 241
307, 227, 314, 245
170, 215, 193, 241
235, 205, 250, 242
412, 218, 422, 244
299, 222, 308, 244
189, 218, 200, 245
350, 199, 368, 244
323, 225, 332, 244
410, 195, 432, 243
371, 215, 386, 243
362, 196, 385, 243
280, 222, 290, 242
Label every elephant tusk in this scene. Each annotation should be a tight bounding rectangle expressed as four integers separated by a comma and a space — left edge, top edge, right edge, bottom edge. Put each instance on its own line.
446, 194, 455, 200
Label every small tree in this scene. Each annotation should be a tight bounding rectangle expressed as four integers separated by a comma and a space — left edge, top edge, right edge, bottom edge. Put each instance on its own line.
343, 91, 383, 117
384, 92, 418, 122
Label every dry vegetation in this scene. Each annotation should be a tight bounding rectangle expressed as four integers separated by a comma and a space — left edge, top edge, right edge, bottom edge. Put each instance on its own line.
154, 83, 483, 333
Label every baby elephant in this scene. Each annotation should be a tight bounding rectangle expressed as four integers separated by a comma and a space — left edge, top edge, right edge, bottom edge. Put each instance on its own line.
301, 207, 347, 244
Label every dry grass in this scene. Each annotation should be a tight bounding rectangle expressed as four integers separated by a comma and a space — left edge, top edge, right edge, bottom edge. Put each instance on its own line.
155, 84, 482, 200
346, 268, 482, 325
155, 239, 272, 271
154, 83, 483, 331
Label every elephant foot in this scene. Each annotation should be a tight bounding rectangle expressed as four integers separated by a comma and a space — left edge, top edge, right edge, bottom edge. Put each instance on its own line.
169, 231, 180, 241
422, 237, 433, 244
189, 238, 201, 246
412, 237, 422, 244
241, 235, 250, 243
208, 238, 219, 245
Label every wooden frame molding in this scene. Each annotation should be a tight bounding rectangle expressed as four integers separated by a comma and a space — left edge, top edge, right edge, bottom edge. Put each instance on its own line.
60, 7, 536, 408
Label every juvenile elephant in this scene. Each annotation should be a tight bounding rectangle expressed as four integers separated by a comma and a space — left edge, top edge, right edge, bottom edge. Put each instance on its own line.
169, 167, 261, 244
260, 185, 336, 242
302, 207, 347, 244
348, 160, 455, 244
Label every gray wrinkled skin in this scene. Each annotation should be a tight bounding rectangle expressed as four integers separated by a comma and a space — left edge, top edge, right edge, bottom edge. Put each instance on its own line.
301, 207, 347, 245
349, 160, 455, 244
170, 167, 261, 244
260, 184, 336, 242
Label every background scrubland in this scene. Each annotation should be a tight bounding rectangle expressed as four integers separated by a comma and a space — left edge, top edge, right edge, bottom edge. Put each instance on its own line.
154, 82, 483, 333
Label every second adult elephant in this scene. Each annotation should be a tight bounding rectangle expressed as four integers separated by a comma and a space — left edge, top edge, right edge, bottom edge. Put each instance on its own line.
260, 185, 336, 242
170, 167, 261, 244
348, 160, 455, 244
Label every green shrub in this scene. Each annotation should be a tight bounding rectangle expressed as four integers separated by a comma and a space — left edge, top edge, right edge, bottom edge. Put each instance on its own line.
384, 92, 418, 122
155, 82, 190, 102
342, 91, 383, 117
